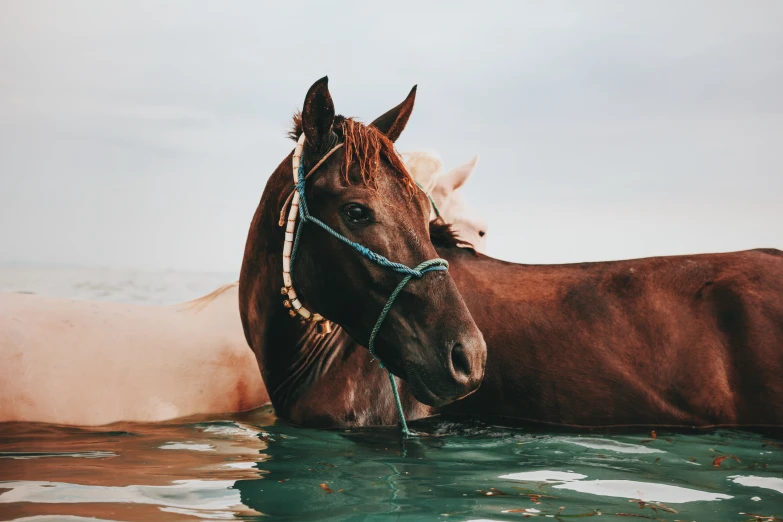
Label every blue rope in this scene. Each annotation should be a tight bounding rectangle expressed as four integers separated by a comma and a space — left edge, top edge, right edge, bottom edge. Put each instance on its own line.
290, 162, 448, 437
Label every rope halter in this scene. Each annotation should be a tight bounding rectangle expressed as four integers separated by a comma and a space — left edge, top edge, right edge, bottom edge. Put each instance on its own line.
279, 133, 450, 436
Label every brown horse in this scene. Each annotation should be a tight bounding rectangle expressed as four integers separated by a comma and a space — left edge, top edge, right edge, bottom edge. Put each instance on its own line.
238, 78, 486, 427
245, 108, 783, 429
439, 243, 783, 428
257, 216, 783, 429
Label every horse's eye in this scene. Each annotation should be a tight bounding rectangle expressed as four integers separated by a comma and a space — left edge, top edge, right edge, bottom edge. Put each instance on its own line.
343, 203, 371, 224
479, 231, 486, 237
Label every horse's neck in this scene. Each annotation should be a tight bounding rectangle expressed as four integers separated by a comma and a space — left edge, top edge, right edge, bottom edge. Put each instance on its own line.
261, 297, 435, 427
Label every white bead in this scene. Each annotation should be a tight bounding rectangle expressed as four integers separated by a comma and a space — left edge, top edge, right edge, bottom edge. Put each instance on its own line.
282, 257, 290, 272
283, 273, 292, 287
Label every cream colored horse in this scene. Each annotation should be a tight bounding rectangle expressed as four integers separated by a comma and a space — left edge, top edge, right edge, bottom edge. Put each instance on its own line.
403, 150, 487, 251
0, 152, 484, 425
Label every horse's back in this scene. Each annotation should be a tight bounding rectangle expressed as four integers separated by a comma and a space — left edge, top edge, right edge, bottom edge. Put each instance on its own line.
0, 290, 266, 425
449, 247, 783, 427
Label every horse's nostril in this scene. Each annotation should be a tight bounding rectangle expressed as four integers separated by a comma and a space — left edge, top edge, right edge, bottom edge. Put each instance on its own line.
450, 343, 472, 381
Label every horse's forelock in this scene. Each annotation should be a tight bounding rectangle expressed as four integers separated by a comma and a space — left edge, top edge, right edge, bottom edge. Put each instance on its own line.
287, 111, 303, 142
288, 113, 413, 196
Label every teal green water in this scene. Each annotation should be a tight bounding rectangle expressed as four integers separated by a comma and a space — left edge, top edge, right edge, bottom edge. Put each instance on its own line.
1, 406, 781, 521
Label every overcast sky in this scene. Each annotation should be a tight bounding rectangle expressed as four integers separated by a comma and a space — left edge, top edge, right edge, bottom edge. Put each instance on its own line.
1, 1, 781, 272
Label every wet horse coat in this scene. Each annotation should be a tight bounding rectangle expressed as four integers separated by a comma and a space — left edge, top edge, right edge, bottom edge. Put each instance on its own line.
440, 245, 783, 428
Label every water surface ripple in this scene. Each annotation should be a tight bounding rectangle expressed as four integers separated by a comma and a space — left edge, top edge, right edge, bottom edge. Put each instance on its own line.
1, 411, 781, 521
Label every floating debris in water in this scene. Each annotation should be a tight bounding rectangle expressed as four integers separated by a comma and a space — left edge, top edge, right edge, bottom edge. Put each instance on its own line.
713, 454, 742, 467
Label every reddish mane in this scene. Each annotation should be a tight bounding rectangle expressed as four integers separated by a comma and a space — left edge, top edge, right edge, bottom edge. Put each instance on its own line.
289, 113, 413, 195
429, 220, 476, 254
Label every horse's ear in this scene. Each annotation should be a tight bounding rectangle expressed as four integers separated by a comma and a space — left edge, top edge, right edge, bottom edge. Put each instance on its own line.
301, 76, 335, 151
370, 85, 417, 143
440, 154, 479, 191
402, 150, 443, 194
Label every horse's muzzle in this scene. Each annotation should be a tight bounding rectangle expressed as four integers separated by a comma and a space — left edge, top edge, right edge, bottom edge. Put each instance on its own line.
405, 334, 486, 407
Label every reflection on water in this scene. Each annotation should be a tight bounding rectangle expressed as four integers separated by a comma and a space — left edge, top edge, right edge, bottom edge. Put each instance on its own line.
0, 452, 117, 460
499, 470, 587, 482
552, 478, 733, 503
730, 475, 783, 495
11, 517, 120, 522
0, 480, 243, 510
159, 443, 216, 452
0, 412, 273, 521
1, 412, 781, 521
556, 437, 665, 454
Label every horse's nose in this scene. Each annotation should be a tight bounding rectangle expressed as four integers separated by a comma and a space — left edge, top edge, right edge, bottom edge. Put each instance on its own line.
448, 338, 485, 395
